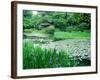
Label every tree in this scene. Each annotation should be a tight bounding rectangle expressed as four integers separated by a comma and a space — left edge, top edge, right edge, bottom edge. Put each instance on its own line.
23, 10, 33, 29
23, 10, 91, 32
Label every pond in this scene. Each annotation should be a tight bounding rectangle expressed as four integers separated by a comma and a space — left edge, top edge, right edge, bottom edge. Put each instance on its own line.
24, 36, 91, 67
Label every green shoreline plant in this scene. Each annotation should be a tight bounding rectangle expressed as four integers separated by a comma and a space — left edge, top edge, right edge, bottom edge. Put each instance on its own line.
23, 40, 90, 69
23, 40, 73, 69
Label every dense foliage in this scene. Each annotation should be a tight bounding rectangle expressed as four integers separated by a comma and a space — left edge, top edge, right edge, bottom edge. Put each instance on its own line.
23, 10, 91, 32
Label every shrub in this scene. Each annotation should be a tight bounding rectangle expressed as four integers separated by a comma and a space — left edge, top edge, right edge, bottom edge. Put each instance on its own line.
78, 22, 89, 31
53, 19, 67, 31
66, 26, 76, 32
44, 25, 55, 35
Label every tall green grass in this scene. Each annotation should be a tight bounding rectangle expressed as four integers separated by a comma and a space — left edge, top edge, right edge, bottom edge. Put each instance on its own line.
23, 40, 75, 69
23, 40, 90, 69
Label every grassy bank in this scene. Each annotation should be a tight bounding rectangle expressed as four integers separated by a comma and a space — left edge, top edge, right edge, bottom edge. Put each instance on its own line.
53, 31, 90, 40
24, 30, 90, 40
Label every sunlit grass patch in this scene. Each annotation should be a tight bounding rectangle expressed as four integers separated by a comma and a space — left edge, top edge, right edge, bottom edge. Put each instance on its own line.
53, 31, 90, 41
